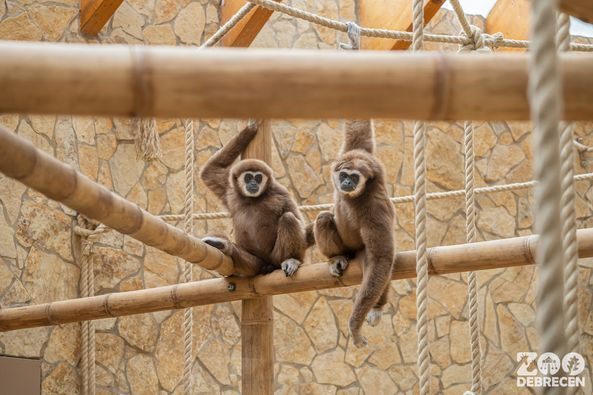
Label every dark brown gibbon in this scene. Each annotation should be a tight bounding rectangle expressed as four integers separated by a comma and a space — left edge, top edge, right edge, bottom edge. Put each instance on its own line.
314, 120, 395, 347
200, 122, 314, 277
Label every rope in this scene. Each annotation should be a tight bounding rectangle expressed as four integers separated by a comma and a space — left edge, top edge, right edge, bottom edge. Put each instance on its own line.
243, 0, 593, 51
557, 12, 580, 363
530, 0, 568, 384
157, 172, 593, 221
74, 216, 103, 395
411, 0, 430, 393
182, 119, 194, 394
135, 118, 161, 161
453, 9, 485, 394
201, 2, 257, 48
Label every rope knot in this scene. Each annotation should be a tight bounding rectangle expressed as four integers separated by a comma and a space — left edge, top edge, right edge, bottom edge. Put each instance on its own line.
459, 25, 489, 53
339, 21, 361, 50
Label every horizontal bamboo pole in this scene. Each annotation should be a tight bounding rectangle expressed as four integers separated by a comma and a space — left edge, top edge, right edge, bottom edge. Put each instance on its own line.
1, 40, 592, 120
2, 228, 593, 331
0, 126, 234, 276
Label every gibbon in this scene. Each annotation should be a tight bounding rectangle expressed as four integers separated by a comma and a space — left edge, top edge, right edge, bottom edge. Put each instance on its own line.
314, 120, 395, 347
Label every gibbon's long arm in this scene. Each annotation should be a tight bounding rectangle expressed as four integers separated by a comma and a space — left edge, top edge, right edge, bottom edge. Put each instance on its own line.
200, 123, 259, 202
341, 120, 375, 155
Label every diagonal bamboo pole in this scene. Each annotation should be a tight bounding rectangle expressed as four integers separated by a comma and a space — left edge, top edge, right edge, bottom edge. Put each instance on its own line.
1, 41, 593, 121
0, 125, 234, 276
2, 227, 593, 332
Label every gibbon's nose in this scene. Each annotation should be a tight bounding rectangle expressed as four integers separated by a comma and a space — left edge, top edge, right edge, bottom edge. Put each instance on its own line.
247, 181, 259, 193
341, 179, 356, 192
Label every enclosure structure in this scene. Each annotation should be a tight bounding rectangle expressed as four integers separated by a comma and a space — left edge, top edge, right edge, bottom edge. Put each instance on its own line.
1, 0, 593, 394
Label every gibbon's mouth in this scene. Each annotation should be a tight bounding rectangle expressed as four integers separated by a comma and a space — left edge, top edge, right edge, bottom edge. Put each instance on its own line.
246, 184, 260, 194
340, 184, 357, 192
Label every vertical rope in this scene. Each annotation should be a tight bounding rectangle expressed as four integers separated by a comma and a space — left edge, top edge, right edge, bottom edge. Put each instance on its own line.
182, 119, 195, 394
77, 216, 96, 395
412, 0, 430, 394
557, 13, 580, 361
135, 118, 161, 161
463, 121, 482, 394
530, 1, 568, 393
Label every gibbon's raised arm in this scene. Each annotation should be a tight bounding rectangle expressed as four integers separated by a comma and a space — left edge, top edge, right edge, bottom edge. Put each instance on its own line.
341, 120, 375, 155
200, 123, 259, 202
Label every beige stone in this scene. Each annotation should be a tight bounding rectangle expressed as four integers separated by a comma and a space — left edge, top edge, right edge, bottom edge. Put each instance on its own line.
96, 333, 124, 372
0, 212, 16, 259
508, 302, 535, 327
92, 246, 141, 290
143, 24, 177, 45
159, 127, 186, 170
97, 133, 117, 160
278, 364, 299, 385
30, 115, 56, 140
497, 304, 529, 355
426, 126, 463, 189
0, 326, 47, 357
144, 247, 179, 288
477, 206, 516, 238
110, 143, 145, 196
72, 117, 95, 144
482, 345, 514, 391
0, 13, 43, 41
198, 335, 232, 385
29, 4, 77, 41
112, 1, 144, 39
127, 354, 159, 394
211, 303, 241, 346
441, 363, 471, 388
117, 314, 158, 352
275, 313, 316, 365
286, 156, 323, 199
156, 311, 184, 391
174, 2, 205, 44
304, 297, 338, 353
18, 120, 53, 155
166, 170, 185, 213
311, 348, 356, 386
22, 247, 78, 303
356, 365, 397, 394
428, 276, 467, 319
78, 144, 99, 179
485, 144, 526, 182
44, 324, 80, 365
42, 362, 79, 394
388, 365, 417, 391
449, 320, 471, 364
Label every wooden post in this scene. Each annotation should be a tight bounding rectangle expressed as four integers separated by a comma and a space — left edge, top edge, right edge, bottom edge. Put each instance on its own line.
240, 121, 274, 395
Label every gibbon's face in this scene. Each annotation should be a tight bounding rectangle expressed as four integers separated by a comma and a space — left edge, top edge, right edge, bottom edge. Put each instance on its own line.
332, 167, 369, 198
238, 170, 269, 197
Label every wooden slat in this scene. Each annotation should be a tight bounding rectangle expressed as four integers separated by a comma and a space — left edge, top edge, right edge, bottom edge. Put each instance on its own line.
360, 0, 446, 50
560, 0, 593, 24
3, 227, 593, 332
220, 0, 279, 47
80, 0, 124, 35
1, 41, 593, 121
486, 0, 530, 52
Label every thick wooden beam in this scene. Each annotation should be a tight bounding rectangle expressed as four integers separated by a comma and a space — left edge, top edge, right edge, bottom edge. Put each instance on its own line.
1, 41, 593, 121
560, 0, 593, 24
360, 0, 446, 50
0, 125, 234, 276
3, 227, 593, 332
220, 0, 280, 47
240, 123, 274, 395
486, 0, 530, 52
80, 0, 124, 35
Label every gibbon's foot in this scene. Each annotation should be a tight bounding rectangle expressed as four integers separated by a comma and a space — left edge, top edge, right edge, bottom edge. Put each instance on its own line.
259, 262, 277, 275
281, 258, 301, 277
328, 255, 349, 277
366, 307, 382, 327
202, 237, 231, 255
351, 332, 368, 348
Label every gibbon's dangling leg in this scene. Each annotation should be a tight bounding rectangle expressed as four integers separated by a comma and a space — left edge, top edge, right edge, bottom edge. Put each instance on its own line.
270, 212, 308, 277
349, 225, 394, 347
366, 278, 391, 327
202, 236, 274, 276
313, 211, 351, 277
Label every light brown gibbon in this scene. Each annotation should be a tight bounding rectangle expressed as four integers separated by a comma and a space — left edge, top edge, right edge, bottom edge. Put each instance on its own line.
314, 120, 395, 347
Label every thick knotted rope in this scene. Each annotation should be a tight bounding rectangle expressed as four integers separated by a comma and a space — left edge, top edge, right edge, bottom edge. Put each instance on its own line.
557, 12, 580, 364
182, 119, 195, 394
74, 216, 108, 395
411, 0, 430, 393
135, 118, 161, 161
530, 0, 568, 390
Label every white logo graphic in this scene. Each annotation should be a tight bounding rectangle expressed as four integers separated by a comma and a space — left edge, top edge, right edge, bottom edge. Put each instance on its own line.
516, 352, 538, 376
538, 352, 561, 375
516, 352, 586, 388
562, 352, 586, 376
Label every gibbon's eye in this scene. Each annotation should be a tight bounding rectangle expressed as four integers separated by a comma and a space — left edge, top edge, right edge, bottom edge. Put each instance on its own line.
254, 174, 263, 183
350, 174, 359, 184
244, 173, 253, 183
339, 172, 348, 182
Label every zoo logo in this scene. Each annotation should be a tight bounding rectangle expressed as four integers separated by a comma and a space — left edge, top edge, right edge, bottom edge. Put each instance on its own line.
516, 352, 585, 376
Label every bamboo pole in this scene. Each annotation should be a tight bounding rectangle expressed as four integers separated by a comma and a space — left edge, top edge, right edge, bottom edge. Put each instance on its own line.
241, 121, 274, 395
3, 228, 593, 332
0, 125, 234, 276
1, 40, 593, 121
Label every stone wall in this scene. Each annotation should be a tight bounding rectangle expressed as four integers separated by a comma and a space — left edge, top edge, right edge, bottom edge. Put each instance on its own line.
0, 1, 593, 394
